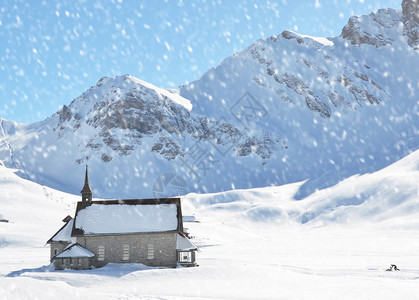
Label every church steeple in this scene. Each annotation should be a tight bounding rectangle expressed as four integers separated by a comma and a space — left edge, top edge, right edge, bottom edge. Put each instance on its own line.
80, 164, 93, 207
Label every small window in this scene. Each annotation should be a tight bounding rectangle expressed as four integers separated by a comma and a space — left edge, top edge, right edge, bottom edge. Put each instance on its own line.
122, 244, 130, 261
178, 251, 192, 263
54, 249, 58, 255
147, 244, 154, 260
98, 245, 105, 261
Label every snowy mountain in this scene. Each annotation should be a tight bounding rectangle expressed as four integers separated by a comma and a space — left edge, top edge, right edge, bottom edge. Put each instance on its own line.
179, 5, 419, 197
0, 75, 279, 198
0, 2, 418, 198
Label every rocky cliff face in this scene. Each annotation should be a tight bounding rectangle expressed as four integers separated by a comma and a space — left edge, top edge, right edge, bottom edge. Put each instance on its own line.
402, 0, 419, 48
340, 1, 419, 49
53, 75, 279, 162
340, 8, 403, 47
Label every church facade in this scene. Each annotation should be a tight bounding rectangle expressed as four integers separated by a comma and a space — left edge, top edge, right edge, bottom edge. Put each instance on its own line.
47, 167, 197, 270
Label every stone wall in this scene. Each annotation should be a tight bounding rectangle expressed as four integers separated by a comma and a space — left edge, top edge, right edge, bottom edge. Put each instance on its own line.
77, 232, 177, 268
54, 257, 92, 270
49, 242, 70, 262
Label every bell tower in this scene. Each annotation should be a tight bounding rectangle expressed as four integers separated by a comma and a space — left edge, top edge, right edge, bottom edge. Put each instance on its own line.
80, 165, 93, 207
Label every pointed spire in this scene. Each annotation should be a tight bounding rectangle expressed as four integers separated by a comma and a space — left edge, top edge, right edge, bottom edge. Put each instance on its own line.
81, 164, 93, 194
81, 163, 93, 207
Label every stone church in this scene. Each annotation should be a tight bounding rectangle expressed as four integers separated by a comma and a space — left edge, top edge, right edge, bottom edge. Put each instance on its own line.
47, 166, 197, 270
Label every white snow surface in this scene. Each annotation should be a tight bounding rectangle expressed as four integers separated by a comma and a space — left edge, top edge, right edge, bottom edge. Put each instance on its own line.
1, 150, 419, 299
55, 244, 95, 258
74, 203, 178, 234
282, 30, 335, 46
50, 218, 76, 243
127, 76, 193, 111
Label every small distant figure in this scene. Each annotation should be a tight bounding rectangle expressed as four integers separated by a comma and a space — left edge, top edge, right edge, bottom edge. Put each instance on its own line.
386, 264, 400, 271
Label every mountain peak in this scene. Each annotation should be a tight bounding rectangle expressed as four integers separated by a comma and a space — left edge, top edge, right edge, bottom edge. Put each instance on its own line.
60, 74, 192, 121
340, 8, 403, 47
281, 30, 334, 47
77, 74, 191, 111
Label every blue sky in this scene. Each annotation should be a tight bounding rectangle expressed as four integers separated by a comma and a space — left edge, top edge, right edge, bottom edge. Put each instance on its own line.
0, 0, 401, 123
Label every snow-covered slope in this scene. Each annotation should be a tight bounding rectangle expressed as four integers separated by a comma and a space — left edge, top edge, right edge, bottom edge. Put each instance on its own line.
0, 150, 418, 299
182, 149, 419, 228
0, 5, 418, 199
0, 162, 77, 280
0, 164, 77, 242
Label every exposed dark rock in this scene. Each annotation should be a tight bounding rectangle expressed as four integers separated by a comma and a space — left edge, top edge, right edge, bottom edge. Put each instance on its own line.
235, 133, 280, 160
152, 137, 183, 160
352, 71, 383, 91
302, 59, 329, 79
338, 75, 380, 106
274, 73, 331, 118
75, 158, 85, 165
59, 105, 72, 123
340, 9, 401, 47
100, 132, 134, 156
101, 153, 113, 162
402, 0, 419, 48
328, 91, 353, 109
281, 30, 304, 44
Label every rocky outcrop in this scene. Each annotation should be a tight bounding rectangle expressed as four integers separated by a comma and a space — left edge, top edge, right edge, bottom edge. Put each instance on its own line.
238, 26, 388, 120
402, 0, 419, 48
340, 8, 403, 47
152, 136, 183, 160
235, 133, 280, 160
274, 73, 331, 118
56, 75, 280, 161
281, 30, 305, 44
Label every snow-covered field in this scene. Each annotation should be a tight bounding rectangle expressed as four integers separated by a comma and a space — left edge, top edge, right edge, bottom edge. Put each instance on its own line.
0, 150, 418, 299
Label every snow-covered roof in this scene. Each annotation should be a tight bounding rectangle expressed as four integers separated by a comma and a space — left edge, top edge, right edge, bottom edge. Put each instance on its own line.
176, 233, 197, 251
55, 243, 95, 258
73, 199, 180, 235
47, 218, 76, 243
